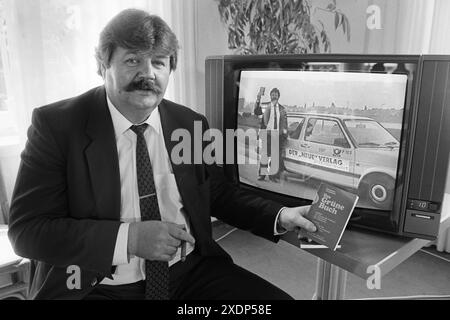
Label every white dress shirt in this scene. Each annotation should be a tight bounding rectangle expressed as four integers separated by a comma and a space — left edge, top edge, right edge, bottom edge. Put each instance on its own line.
102, 98, 286, 286
101, 98, 194, 285
267, 103, 280, 131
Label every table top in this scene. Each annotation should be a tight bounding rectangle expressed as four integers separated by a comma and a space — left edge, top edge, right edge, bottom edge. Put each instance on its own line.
282, 226, 432, 279
0, 225, 22, 269
0, 221, 440, 279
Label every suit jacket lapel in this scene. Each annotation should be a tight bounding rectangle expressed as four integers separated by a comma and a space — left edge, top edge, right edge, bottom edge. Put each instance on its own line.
158, 99, 194, 183
158, 100, 199, 222
263, 104, 270, 127
84, 87, 121, 221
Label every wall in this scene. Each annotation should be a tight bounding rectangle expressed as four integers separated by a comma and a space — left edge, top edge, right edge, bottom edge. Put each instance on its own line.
311, 0, 446, 55
194, 0, 231, 115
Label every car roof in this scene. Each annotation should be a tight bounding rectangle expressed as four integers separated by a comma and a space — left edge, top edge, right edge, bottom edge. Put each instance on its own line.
287, 112, 374, 121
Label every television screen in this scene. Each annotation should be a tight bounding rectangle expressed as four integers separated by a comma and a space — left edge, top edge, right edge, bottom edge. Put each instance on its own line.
237, 69, 408, 211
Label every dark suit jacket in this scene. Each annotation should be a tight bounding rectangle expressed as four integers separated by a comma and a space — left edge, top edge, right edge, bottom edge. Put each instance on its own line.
8, 86, 283, 300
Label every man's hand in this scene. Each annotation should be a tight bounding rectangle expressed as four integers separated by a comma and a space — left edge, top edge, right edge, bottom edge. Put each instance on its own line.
128, 221, 195, 262
278, 206, 317, 233
257, 87, 265, 101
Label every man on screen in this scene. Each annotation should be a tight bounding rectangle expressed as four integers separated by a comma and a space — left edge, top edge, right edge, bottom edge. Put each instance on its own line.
254, 87, 288, 183
8, 9, 316, 300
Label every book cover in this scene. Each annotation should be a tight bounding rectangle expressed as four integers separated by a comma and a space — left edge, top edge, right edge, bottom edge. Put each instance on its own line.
300, 182, 359, 251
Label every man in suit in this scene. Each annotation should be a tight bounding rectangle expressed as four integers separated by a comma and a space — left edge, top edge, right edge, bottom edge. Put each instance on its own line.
7, 9, 316, 300
254, 88, 288, 182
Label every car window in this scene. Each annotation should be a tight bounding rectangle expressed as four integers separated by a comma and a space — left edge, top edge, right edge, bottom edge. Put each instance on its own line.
287, 117, 305, 140
305, 118, 349, 148
344, 120, 399, 148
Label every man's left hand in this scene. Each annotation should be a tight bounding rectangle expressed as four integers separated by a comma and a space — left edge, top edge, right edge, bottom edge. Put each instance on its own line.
278, 206, 317, 233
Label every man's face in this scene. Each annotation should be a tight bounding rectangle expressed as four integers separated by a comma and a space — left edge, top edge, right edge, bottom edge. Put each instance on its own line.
270, 91, 279, 103
102, 46, 171, 115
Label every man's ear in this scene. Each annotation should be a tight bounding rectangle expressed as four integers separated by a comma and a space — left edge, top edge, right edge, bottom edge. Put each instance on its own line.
100, 63, 107, 79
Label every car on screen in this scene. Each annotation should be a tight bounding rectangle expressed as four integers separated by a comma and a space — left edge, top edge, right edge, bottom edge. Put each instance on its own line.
283, 113, 400, 210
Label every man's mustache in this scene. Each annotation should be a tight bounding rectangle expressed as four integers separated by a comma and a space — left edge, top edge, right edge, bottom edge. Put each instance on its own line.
124, 79, 162, 94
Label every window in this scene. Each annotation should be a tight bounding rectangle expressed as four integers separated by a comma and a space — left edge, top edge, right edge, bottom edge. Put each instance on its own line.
305, 118, 349, 147
344, 119, 399, 148
0, 0, 176, 143
0, 0, 7, 110
287, 117, 304, 140
0, 0, 6, 112
0, 56, 6, 112
0, 1, 18, 141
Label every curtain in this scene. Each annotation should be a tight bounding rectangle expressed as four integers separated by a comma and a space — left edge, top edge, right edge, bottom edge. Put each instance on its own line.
171, 0, 200, 111
362, 0, 450, 54
0, 0, 199, 209
429, 0, 450, 54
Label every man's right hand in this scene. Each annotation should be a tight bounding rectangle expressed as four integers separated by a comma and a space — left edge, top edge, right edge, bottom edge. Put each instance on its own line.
127, 221, 195, 261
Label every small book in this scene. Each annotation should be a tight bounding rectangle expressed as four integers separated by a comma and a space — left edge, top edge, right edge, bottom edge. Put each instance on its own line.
300, 182, 358, 251
258, 86, 265, 96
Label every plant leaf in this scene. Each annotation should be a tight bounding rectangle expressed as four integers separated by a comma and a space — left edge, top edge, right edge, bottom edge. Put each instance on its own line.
216, 0, 349, 54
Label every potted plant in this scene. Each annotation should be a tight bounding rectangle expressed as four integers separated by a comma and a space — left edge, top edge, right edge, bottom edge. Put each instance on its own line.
216, 0, 350, 54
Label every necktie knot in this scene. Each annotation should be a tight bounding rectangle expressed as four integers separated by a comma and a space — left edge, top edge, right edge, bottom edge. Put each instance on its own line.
130, 124, 149, 136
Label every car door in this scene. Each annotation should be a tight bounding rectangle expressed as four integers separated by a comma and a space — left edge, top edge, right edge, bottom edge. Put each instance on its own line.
284, 116, 306, 173
300, 117, 355, 189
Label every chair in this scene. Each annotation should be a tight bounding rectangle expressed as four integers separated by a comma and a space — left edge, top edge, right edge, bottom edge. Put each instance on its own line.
0, 257, 30, 300
0, 168, 30, 300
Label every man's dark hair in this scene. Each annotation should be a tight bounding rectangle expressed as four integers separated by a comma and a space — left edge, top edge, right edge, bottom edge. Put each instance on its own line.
95, 9, 179, 75
270, 88, 280, 97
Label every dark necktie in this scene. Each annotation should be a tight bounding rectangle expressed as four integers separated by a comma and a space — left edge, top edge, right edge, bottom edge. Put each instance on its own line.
130, 124, 169, 300
273, 105, 278, 130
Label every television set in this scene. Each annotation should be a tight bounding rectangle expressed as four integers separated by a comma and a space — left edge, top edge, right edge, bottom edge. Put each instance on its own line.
205, 54, 450, 240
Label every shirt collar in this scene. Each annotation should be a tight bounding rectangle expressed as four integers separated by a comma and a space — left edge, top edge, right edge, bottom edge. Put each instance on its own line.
106, 95, 161, 139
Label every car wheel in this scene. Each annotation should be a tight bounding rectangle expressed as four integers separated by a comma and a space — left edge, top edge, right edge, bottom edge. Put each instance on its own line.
359, 174, 395, 210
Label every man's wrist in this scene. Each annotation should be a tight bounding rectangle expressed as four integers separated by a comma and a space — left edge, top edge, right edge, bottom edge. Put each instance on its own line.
274, 207, 288, 235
